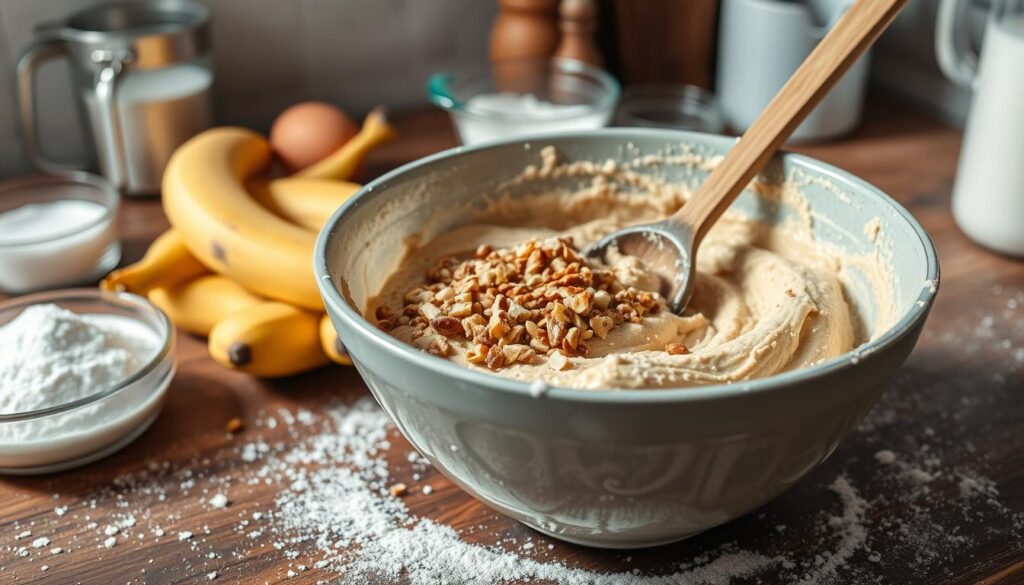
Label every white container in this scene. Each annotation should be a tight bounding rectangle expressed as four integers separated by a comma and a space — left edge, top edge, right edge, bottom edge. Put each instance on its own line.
0, 290, 175, 474
429, 59, 620, 146
717, 0, 869, 141
937, 0, 1024, 257
0, 173, 120, 293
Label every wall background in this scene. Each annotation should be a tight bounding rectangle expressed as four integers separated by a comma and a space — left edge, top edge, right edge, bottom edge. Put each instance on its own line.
0, 0, 989, 180
0, 0, 496, 178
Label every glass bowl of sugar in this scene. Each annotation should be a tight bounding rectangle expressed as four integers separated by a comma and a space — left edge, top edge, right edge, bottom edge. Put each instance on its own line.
429, 58, 620, 146
0, 289, 175, 474
0, 172, 120, 293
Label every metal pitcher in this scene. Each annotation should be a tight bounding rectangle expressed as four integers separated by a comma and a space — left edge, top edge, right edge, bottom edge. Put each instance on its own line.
16, 0, 214, 195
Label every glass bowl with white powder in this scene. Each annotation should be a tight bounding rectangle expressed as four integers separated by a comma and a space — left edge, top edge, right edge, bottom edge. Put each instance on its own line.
428, 58, 619, 145
0, 289, 175, 474
0, 173, 120, 293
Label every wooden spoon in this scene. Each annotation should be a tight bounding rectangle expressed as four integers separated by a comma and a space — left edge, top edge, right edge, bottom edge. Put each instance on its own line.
585, 0, 908, 314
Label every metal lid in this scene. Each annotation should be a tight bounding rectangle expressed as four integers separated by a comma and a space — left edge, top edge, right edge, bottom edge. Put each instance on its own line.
37, 0, 210, 69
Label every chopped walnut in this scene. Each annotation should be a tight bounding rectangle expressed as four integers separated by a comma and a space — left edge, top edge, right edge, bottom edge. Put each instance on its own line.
429, 316, 463, 338
665, 343, 689, 355
548, 350, 571, 371
225, 418, 243, 433
389, 236, 665, 370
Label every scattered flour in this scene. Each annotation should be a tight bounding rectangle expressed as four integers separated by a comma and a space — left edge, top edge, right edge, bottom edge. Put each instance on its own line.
873, 450, 896, 465
2, 290, 1020, 583
256, 400, 862, 584
30, 537, 49, 549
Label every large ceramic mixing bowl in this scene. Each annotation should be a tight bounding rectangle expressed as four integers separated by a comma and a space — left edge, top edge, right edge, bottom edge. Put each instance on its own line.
314, 130, 939, 548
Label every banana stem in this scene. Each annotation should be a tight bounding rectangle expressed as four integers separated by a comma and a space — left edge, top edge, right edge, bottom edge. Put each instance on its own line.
296, 107, 397, 181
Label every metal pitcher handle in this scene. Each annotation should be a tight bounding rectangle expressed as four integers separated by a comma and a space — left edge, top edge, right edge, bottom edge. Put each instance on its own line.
91, 49, 132, 190
15, 36, 86, 175
936, 0, 981, 89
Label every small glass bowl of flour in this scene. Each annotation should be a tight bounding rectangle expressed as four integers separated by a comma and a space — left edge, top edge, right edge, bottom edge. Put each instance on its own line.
0, 173, 120, 293
0, 289, 175, 474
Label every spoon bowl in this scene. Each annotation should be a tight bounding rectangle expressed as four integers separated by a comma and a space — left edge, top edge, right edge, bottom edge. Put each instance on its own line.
584, 220, 695, 314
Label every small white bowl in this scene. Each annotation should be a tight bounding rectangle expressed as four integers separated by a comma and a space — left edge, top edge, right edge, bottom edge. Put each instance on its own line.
0, 289, 175, 474
0, 173, 120, 294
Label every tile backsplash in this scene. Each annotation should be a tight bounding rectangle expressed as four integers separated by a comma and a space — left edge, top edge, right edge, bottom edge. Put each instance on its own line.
0, 0, 992, 180
0, 0, 496, 178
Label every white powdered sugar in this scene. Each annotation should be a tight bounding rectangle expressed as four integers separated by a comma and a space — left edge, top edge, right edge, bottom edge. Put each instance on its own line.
0, 304, 156, 416
4, 391, 1017, 583
254, 399, 861, 584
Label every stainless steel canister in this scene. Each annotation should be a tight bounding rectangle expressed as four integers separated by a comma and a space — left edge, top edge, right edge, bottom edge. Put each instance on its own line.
16, 0, 213, 195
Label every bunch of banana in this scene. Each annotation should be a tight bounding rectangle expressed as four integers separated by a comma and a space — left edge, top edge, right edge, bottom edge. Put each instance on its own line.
101, 109, 392, 376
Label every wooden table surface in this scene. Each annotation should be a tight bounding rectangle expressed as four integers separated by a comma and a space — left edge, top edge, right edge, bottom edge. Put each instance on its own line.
1, 102, 1022, 585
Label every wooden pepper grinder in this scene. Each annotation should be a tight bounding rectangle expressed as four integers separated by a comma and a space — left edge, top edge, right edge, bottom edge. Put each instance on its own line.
553, 0, 603, 67
489, 0, 560, 61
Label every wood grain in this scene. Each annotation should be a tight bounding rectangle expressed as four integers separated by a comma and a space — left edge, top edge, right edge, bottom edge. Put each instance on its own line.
0, 102, 1022, 585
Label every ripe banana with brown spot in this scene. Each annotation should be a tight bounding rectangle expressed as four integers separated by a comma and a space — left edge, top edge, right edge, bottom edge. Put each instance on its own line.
320, 314, 353, 366
148, 274, 264, 336
100, 229, 208, 295
162, 127, 323, 310
251, 177, 361, 231
296, 107, 396, 181
208, 301, 329, 377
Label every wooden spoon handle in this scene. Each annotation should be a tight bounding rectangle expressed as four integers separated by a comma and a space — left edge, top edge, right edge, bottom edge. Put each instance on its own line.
676, 0, 908, 244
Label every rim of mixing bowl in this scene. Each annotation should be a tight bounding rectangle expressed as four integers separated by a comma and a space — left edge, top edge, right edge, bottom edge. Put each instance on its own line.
0, 172, 119, 248
0, 288, 174, 422
315, 128, 940, 405
427, 58, 621, 124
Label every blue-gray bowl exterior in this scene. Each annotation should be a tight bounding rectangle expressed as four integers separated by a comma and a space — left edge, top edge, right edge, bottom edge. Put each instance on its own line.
314, 129, 939, 548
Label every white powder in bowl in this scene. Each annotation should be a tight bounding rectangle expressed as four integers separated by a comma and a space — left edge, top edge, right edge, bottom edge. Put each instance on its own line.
0, 200, 118, 293
0, 303, 167, 467
0, 304, 156, 416
0, 200, 106, 245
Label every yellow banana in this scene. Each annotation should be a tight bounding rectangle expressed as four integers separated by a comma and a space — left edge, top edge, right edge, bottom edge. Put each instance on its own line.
320, 314, 353, 366
162, 127, 323, 310
208, 301, 329, 377
148, 274, 264, 336
252, 177, 361, 231
296, 107, 396, 181
100, 229, 208, 295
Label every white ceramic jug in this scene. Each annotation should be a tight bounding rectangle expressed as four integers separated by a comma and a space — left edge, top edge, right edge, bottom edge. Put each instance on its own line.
937, 0, 1024, 256
717, 0, 869, 142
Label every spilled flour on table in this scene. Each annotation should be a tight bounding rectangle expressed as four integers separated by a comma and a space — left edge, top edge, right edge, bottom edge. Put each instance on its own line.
1, 387, 1019, 584
1, 289, 1021, 583
264, 399, 786, 584
0, 397, 879, 584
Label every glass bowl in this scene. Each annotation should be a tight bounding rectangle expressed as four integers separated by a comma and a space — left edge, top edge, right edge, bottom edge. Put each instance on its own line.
0, 289, 175, 474
615, 84, 725, 133
0, 172, 121, 294
428, 58, 620, 145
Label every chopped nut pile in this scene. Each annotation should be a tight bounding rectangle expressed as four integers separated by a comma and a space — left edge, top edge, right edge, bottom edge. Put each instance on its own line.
376, 237, 663, 371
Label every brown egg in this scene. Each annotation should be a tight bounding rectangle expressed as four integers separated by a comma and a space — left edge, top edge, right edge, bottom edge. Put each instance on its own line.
270, 102, 358, 172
